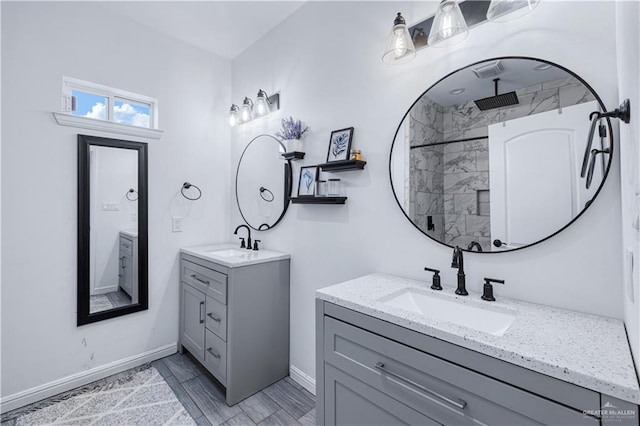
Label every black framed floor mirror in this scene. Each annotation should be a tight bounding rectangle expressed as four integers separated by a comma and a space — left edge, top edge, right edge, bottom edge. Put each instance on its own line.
77, 134, 148, 325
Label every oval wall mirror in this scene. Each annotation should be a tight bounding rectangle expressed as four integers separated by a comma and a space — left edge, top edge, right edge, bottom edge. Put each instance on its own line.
236, 134, 292, 230
389, 57, 613, 253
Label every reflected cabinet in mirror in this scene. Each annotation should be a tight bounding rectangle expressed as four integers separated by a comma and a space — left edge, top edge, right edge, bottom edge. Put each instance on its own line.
390, 57, 613, 253
236, 134, 292, 230
78, 135, 148, 325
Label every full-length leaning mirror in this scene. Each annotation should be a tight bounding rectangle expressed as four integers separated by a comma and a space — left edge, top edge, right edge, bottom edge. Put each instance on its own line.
236, 134, 292, 231
78, 134, 148, 325
390, 57, 613, 253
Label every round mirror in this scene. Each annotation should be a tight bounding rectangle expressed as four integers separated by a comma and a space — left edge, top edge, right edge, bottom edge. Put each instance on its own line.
389, 57, 613, 253
236, 134, 292, 230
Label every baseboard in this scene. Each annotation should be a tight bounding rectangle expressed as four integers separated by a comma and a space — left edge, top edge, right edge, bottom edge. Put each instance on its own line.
289, 365, 316, 396
0, 342, 177, 414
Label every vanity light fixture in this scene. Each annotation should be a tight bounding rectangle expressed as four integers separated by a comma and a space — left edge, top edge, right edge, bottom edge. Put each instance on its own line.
428, 0, 469, 47
254, 89, 280, 117
382, 12, 416, 65
486, 0, 540, 22
228, 104, 240, 127
240, 97, 253, 123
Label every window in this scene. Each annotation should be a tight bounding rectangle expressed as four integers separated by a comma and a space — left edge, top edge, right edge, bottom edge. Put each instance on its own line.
61, 77, 158, 129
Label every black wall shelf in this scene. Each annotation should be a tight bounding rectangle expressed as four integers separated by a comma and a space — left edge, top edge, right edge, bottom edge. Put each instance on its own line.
319, 160, 366, 172
290, 196, 347, 205
281, 151, 305, 160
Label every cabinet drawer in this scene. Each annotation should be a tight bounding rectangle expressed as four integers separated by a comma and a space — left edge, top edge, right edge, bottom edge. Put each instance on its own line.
182, 260, 227, 304
119, 238, 134, 257
324, 317, 597, 426
204, 328, 227, 383
205, 296, 227, 341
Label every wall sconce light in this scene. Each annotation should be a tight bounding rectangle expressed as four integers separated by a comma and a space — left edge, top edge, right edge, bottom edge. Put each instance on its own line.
229, 104, 240, 127
255, 89, 280, 117
229, 90, 281, 127
240, 97, 253, 123
428, 0, 469, 47
382, 13, 416, 65
487, 0, 540, 22
384, 0, 541, 64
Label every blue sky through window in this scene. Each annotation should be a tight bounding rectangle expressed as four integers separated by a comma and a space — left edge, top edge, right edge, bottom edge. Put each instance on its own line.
72, 90, 107, 120
72, 90, 151, 128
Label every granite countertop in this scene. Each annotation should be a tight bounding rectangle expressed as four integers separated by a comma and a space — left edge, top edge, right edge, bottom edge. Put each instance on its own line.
180, 243, 290, 268
316, 273, 640, 404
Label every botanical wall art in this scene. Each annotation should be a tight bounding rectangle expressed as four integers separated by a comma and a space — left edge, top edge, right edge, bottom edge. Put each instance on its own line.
297, 166, 318, 197
326, 127, 354, 162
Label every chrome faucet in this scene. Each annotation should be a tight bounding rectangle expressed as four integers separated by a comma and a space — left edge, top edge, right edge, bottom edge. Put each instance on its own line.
234, 224, 252, 250
451, 246, 468, 295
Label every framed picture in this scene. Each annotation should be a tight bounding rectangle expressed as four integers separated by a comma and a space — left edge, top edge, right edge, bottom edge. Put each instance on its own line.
297, 166, 318, 197
326, 127, 354, 163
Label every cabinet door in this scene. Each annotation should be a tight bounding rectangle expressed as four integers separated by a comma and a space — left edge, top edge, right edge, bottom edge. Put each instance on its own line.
181, 283, 206, 359
121, 256, 134, 295
324, 363, 440, 426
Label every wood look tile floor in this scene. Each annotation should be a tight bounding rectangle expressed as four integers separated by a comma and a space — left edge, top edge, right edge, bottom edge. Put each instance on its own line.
152, 352, 316, 426
1, 352, 315, 426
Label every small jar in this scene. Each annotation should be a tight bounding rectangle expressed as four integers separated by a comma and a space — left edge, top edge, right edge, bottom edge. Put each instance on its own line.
328, 178, 342, 196
316, 180, 327, 197
350, 149, 362, 161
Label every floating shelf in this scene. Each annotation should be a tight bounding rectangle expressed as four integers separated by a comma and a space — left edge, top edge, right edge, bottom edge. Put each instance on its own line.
290, 196, 347, 205
281, 151, 305, 160
319, 160, 366, 172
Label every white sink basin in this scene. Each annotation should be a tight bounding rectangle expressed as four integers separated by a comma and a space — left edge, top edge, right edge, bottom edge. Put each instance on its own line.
205, 248, 250, 258
380, 288, 516, 336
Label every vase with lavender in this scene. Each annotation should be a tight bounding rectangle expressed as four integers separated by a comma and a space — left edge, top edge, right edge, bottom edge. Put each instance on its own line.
275, 116, 308, 152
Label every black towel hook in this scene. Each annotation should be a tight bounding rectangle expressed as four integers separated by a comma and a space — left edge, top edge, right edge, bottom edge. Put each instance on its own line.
126, 188, 138, 201
181, 182, 202, 201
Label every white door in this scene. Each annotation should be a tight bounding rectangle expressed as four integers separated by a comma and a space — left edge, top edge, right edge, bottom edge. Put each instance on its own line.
489, 101, 602, 251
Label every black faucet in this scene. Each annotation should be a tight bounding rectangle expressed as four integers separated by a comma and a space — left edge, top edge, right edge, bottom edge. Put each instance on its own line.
467, 241, 483, 252
234, 224, 252, 250
451, 246, 468, 296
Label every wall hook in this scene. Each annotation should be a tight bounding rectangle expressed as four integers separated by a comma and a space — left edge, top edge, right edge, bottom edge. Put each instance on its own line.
181, 182, 202, 201
126, 188, 138, 201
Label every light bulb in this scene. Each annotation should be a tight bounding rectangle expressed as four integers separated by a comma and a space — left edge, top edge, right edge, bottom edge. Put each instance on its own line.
428, 0, 469, 48
240, 97, 253, 122
393, 28, 407, 58
487, 0, 540, 22
228, 104, 239, 127
255, 90, 269, 117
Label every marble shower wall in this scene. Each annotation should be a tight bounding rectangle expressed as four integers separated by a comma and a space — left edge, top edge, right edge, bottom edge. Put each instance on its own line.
408, 76, 595, 251
409, 96, 445, 240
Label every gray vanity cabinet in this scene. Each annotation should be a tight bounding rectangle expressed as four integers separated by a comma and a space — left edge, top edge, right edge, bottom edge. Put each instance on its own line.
317, 301, 607, 426
179, 252, 290, 405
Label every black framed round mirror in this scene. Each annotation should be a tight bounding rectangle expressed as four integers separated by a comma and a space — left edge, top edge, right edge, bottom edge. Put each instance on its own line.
236, 134, 292, 231
389, 57, 613, 253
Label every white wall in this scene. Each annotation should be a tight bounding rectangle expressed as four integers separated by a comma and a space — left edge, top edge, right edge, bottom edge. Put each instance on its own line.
616, 0, 640, 364
1, 2, 231, 404
230, 1, 624, 389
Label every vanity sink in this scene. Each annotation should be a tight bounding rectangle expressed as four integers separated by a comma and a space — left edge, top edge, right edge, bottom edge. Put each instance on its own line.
206, 248, 250, 258
380, 288, 516, 336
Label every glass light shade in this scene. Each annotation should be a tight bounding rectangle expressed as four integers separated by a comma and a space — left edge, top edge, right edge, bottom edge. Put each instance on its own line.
382, 13, 416, 65
255, 90, 269, 117
487, 0, 540, 22
428, 0, 469, 48
240, 97, 253, 122
228, 104, 239, 127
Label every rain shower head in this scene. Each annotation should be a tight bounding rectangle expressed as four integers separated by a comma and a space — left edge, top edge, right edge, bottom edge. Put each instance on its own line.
474, 78, 519, 111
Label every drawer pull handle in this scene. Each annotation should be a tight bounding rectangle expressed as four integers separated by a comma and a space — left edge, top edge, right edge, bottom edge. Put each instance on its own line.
207, 313, 222, 322
199, 301, 205, 324
374, 362, 467, 410
191, 274, 210, 285
207, 348, 222, 359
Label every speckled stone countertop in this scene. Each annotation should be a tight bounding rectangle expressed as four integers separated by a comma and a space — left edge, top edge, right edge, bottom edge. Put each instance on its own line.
316, 273, 640, 404
181, 243, 290, 268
